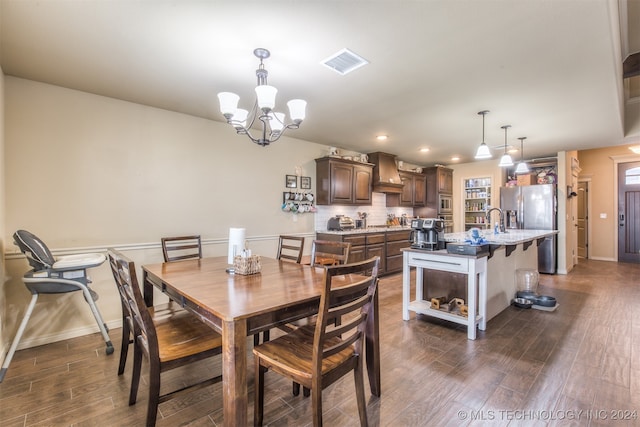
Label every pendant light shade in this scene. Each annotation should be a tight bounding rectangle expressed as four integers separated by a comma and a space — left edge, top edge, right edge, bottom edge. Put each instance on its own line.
498, 125, 513, 167
474, 110, 492, 160
515, 137, 530, 174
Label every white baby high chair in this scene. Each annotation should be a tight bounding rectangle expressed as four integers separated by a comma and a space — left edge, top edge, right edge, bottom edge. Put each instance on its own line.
0, 230, 114, 382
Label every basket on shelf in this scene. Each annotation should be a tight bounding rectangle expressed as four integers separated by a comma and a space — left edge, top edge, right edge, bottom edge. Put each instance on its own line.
233, 255, 262, 275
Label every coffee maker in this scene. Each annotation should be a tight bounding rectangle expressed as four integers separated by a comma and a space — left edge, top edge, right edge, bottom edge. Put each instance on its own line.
409, 218, 445, 250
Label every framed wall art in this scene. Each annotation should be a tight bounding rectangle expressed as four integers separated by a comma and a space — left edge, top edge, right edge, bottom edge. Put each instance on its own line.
285, 175, 297, 188
300, 176, 311, 189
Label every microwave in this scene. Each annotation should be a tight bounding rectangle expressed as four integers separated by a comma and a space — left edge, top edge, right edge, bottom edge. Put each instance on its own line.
438, 194, 452, 214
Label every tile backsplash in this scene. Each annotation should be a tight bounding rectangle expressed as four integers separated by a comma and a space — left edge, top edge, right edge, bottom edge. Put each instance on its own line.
315, 192, 414, 230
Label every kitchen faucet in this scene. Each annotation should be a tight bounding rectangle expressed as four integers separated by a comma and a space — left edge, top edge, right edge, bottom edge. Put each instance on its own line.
485, 207, 506, 233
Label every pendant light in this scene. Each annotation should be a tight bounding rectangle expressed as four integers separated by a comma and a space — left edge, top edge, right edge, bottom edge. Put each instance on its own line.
498, 125, 514, 167
474, 110, 492, 159
515, 137, 530, 174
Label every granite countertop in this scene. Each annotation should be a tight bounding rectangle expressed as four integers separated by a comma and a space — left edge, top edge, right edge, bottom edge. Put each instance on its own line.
317, 225, 413, 235
444, 229, 558, 245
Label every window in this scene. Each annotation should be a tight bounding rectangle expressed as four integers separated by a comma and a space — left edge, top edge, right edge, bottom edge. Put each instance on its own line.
625, 167, 640, 185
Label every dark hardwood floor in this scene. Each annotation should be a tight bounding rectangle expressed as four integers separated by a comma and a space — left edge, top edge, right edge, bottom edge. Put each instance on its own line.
1, 259, 640, 426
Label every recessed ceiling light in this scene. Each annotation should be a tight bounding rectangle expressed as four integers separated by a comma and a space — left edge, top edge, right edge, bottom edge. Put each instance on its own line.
419, 147, 430, 153
376, 135, 388, 141
451, 156, 460, 161
508, 148, 518, 154
629, 145, 640, 154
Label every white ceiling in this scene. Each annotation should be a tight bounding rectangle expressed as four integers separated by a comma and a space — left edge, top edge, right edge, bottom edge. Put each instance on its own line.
1, 0, 639, 166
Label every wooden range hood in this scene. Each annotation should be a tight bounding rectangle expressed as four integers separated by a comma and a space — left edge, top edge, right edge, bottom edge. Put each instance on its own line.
368, 152, 403, 194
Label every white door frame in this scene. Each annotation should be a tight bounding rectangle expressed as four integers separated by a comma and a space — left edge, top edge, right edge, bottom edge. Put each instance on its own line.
610, 153, 640, 261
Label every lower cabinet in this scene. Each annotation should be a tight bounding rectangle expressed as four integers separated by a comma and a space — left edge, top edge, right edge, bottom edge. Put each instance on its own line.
385, 230, 411, 274
316, 230, 411, 275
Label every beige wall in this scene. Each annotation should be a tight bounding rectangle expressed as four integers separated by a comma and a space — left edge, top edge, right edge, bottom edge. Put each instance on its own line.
577, 144, 640, 261
2, 77, 326, 350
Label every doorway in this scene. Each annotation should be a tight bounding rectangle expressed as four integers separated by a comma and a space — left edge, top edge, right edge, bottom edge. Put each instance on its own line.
577, 181, 588, 258
618, 162, 640, 263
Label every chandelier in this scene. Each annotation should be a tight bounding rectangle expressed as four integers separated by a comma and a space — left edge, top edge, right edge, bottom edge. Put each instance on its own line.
217, 48, 307, 147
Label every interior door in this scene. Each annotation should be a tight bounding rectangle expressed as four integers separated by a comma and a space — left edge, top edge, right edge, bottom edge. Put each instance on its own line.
577, 181, 588, 258
618, 162, 640, 263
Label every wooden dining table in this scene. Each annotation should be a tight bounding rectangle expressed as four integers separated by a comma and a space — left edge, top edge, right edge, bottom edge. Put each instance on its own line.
141, 256, 381, 427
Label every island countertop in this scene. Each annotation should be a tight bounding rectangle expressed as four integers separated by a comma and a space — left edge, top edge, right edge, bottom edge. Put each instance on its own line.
444, 229, 558, 245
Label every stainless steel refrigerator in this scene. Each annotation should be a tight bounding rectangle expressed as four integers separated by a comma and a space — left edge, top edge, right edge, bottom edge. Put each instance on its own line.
500, 184, 557, 274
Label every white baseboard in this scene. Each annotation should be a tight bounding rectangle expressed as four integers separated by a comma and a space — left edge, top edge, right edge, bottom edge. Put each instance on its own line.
0, 319, 122, 367
588, 256, 617, 262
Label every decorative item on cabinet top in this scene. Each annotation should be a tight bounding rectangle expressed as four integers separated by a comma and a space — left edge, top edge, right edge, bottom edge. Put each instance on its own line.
282, 191, 316, 213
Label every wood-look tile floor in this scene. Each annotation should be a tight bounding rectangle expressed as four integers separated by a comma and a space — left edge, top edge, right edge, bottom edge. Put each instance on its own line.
2, 259, 640, 426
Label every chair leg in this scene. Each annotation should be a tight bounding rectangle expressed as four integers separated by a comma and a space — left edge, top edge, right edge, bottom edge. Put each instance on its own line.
311, 382, 323, 427
129, 344, 143, 405
254, 362, 266, 426
117, 317, 131, 375
303, 386, 310, 397
293, 382, 300, 396
354, 358, 368, 427
0, 293, 39, 383
146, 359, 161, 427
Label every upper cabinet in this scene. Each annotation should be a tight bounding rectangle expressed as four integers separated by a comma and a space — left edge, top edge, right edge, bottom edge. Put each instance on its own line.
315, 157, 373, 205
425, 166, 453, 207
436, 167, 453, 194
387, 170, 426, 207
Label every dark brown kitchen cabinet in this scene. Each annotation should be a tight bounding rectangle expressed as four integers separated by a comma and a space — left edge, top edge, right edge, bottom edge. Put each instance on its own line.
385, 230, 411, 274
436, 166, 453, 194
425, 165, 453, 205
316, 232, 386, 274
315, 157, 373, 205
387, 171, 426, 207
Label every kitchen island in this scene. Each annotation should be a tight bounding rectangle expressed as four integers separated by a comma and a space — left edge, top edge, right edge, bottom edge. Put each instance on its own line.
402, 229, 557, 339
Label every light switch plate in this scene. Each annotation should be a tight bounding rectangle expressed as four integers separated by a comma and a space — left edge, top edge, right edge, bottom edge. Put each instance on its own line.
600, 213, 607, 219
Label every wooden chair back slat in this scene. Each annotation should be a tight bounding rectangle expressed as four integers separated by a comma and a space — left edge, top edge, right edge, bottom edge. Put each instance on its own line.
310, 240, 351, 266
161, 235, 202, 262
276, 235, 305, 263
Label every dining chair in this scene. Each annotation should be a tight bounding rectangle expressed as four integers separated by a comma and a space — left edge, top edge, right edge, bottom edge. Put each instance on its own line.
161, 235, 202, 262
107, 249, 222, 427
255, 235, 306, 346
309, 240, 351, 266
253, 256, 380, 427
276, 235, 305, 263
267, 239, 352, 351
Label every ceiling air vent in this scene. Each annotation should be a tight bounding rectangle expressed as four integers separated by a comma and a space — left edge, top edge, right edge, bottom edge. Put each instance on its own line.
321, 48, 369, 75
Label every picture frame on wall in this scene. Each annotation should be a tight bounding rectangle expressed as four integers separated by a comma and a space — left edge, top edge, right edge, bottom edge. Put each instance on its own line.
300, 176, 311, 189
285, 175, 297, 188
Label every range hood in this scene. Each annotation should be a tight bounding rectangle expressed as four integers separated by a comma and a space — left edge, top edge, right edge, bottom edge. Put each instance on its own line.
368, 152, 404, 194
